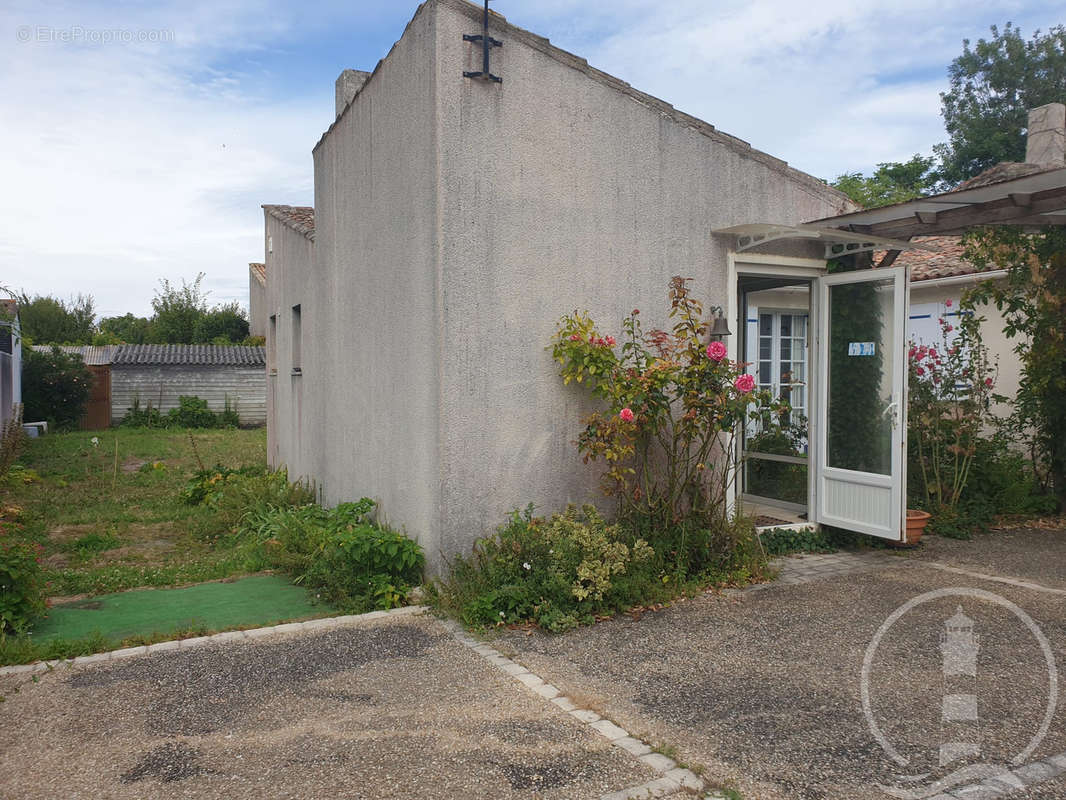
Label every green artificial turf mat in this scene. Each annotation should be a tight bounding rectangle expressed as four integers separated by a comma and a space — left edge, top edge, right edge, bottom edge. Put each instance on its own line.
33, 575, 329, 642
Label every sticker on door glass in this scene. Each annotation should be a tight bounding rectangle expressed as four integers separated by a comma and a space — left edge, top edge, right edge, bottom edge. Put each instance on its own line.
848, 342, 876, 356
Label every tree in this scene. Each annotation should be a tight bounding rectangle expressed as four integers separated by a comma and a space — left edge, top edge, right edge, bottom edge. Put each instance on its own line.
964, 227, 1066, 509
21, 346, 92, 429
193, 302, 249, 344
17, 293, 96, 344
99, 313, 151, 344
832, 155, 939, 209
149, 273, 208, 344
936, 23, 1066, 186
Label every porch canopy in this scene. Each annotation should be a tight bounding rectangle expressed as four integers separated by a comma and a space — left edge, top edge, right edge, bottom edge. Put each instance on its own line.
713, 222, 925, 260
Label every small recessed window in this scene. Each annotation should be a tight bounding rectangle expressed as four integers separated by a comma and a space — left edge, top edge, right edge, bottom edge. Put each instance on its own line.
291, 305, 302, 373
268, 315, 277, 373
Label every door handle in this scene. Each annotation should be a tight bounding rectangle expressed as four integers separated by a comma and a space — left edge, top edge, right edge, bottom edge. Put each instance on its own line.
883, 400, 899, 428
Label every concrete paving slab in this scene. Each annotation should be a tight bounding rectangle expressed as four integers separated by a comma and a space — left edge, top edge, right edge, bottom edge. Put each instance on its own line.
0, 616, 654, 799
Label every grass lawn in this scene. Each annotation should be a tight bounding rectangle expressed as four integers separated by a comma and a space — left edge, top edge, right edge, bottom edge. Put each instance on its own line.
33, 575, 323, 642
2, 427, 270, 598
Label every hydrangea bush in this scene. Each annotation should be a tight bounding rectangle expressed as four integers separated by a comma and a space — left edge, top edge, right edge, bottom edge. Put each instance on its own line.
551, 276, 784, 529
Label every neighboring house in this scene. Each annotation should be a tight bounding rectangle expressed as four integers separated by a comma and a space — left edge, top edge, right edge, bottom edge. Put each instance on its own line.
893, 237, 1020, 417
30, 345, 116, 429
0, 299, 22, 427
31, 344, 267, 427
248, 262, 267, 338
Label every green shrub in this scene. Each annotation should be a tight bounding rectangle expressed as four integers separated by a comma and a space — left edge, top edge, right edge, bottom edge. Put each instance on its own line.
0, 533, 45, 635
121, 397, 165, 428
431, 505, 767, 633
22, 346, 92, 429
759, 527, 837, 556
240, 499, 423, 612
964, 436, 1057, 515
168, 396, 218, 428
180, 463, 271, 506
123, 395, 240, 429
219, 397, 240, 428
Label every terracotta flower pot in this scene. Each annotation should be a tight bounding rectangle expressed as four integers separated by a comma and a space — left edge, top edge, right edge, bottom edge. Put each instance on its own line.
896, 509, 932, 547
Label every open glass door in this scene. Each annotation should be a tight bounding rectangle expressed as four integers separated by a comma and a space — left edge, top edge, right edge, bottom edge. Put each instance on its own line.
813, 267, 908, 540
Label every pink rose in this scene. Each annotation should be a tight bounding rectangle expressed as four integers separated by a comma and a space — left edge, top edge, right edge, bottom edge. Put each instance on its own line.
734, 374, 756, 393
605, 336, 616, 346
619, 407, 635, 422
945, 299, 953, 307
915, 367, 925, 376
706, 341, 728, 361
985, 378, 993, 387
568, 334, 581, 342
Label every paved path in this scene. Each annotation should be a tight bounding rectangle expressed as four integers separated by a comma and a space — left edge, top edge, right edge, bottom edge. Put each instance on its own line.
497, 528, 1066, 800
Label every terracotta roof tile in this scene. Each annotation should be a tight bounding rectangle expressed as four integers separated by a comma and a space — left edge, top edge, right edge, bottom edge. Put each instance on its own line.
888, 236, 981, 281
263, 205, 314, 240
249, 262, 266, 286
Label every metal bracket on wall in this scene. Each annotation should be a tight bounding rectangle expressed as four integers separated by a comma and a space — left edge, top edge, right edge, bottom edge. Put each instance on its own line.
463, 0, 502, 83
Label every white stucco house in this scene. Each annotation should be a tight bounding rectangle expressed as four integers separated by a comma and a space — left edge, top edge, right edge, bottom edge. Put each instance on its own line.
260, 0, 1066, 568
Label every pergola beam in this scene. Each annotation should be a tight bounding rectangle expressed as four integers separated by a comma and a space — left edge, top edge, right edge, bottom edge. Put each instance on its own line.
865, 185, 1066, 238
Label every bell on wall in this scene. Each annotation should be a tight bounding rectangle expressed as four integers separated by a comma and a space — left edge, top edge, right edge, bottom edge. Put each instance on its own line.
708, 306, 732, 340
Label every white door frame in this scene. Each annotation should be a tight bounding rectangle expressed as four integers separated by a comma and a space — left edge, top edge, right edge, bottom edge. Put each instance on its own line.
727, 253, 825, 520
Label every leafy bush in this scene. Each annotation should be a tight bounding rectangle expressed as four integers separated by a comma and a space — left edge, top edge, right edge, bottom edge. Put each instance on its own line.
21, 346, 92, 428
431, 505, 768, 632
241, 499, 423, 612
121, 397, 165, 428
966, 227, 1066, 508
965, 436, 1058, 516
759, 527, 837, 556
0, 533, 45, 635
180, 463, 270, 506
168, 396, 219, 428
123, 395, 241, 429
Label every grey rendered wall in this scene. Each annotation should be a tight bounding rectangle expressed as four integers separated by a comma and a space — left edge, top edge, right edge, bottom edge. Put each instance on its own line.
431, 0, 852, 563
249, 272, 267, 338
308, 4, 441, 552
111, 366, 266, 425
263, 214, 314, 475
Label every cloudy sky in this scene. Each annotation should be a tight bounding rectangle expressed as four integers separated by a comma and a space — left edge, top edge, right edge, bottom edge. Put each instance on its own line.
1, 0, 1060, 318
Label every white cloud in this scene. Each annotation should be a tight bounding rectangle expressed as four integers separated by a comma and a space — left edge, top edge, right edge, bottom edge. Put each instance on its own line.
508, 0, 1058, 179
1, 0, 1059, 319
0, 0, 329, 318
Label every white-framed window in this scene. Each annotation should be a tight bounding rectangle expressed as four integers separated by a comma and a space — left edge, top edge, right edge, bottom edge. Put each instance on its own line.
752, 310, 808, 432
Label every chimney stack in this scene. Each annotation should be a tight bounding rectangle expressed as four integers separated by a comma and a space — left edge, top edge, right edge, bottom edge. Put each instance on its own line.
335, 70, 371, 118
1025, 103, 1066, 166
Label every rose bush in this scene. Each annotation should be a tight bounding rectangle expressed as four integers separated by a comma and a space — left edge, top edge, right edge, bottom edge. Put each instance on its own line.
908, 304, 997, 525
551, 276, 784, 530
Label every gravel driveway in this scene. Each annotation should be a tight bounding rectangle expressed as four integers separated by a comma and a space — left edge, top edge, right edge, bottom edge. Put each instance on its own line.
496, 527, 1066, 800
0, 614, 652, 799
